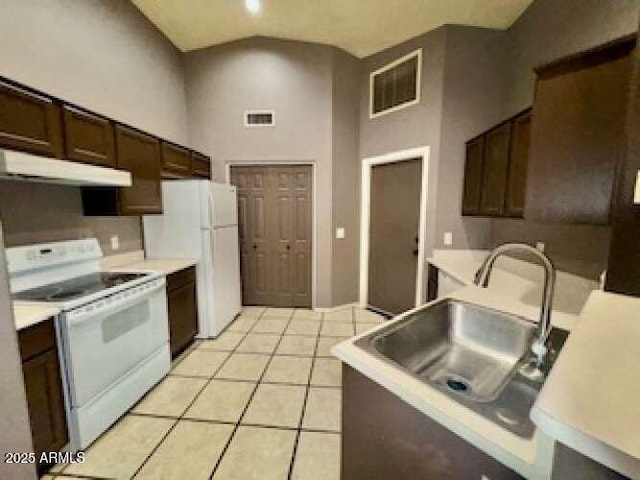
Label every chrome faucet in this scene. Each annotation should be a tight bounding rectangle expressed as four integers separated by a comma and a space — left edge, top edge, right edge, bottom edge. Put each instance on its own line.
474, 243, 556, 366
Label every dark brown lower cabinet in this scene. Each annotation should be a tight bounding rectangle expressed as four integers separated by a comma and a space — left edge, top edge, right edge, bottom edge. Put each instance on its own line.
17, 319, 68, 472
167, 267, 199, 358
342, 364, 523, 480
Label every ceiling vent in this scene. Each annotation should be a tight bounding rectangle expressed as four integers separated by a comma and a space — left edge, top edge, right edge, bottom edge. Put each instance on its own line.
245, 110, 275, 127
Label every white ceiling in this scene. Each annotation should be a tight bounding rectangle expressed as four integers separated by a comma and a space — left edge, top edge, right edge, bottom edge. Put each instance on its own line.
132, 0, 533, 58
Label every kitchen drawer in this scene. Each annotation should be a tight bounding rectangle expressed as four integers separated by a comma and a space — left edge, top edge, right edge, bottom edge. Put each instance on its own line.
18, 318, 56, 362
167, 266, 196, 291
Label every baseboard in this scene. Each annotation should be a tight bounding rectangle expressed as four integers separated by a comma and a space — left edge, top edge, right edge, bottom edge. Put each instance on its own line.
313, 302, 359, 313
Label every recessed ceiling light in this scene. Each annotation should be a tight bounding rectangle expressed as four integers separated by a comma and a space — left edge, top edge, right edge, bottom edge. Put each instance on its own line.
245, 0, 260, 15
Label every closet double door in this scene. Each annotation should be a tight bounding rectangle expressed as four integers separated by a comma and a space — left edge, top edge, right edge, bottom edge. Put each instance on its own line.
231, 165, 313, 308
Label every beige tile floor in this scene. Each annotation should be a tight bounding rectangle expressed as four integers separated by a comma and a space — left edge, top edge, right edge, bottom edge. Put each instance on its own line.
49, 305, 386, 480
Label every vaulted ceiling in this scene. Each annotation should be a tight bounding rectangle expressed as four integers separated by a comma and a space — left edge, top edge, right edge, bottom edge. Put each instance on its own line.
131, 0, 533, 58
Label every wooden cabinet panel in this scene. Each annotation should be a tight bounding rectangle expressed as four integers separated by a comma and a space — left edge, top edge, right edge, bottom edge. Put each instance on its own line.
606, 32, 640, 297
526, 38, 634, 224
161, 142, 191, 178
191, 152, 211, 179
62, 105, 116, 167
0, 80, 63, 157
462, 136, 485, 215
17, 319, 56, 362
22, 349, 69, 458
505, 111, 532, 217
480, 123, 512, 216
343, 365, 523, 480
18, 319, 68, 463
167, 267, 198, 358
115, 125, 162, 215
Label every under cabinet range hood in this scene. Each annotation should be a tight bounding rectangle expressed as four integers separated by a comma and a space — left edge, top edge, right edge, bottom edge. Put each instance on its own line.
0, 150, 131, 187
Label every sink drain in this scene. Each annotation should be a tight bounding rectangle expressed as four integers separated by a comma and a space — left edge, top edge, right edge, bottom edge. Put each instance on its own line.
445, 378, 469, 392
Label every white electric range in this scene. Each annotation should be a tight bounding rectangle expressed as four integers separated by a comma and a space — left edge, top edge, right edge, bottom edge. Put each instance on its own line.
7, 238, 170, 451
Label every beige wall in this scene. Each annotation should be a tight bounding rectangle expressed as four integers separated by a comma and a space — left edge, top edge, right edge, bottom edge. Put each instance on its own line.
331, 49, 361, 306
184, 37, 335, 307
0, 0, 190, 254
0, 225, 37, 480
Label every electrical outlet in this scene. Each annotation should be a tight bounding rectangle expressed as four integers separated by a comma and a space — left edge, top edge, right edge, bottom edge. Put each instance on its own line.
536, 242, 545, 252
443, 232, 453, 246
336, 227, 345, 239
110, 235, 120, 251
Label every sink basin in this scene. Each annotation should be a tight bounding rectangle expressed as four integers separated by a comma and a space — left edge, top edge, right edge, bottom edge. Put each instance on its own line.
354, 299, 568, 437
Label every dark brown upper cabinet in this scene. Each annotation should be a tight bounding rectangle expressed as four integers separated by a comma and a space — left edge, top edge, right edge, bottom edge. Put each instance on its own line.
462, 136, 485, 216
191, 151, 212, 179
504, 111, 532, 217
479, 123, 511, 216
462, 109, 532, 218
62, 104, 116, 167
82, 125, 163, 215
526, 36, 635, 225
0, 80, 64, 158
606, 30, 640, 297
115, 125, 162, 214
161, 141, 191, 178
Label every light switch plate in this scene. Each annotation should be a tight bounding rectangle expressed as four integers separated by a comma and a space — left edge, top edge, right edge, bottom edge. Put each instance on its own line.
110, 235, 120, 251
634, 170, 640, 204
336, 227, 345, 239
443, 232, 453, 246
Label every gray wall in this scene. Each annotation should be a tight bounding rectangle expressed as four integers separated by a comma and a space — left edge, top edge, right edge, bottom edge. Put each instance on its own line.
0, 0, 191, 254
0, 225, 37, 480
359, 28, 448, 261
489, 0, 640, 279
184, 37, 335, 307
0, 182, 142, 255
331, 49, 361, 306
436, 26, 510, 251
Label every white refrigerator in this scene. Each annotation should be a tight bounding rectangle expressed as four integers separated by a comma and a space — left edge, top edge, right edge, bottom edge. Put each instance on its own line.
143, 180, 242, 338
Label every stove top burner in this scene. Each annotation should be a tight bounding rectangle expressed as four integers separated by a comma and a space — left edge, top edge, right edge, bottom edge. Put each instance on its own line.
13, 272, 150, 303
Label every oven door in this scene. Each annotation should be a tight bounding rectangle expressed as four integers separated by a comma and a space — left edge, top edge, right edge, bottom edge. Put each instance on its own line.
60, 277, 168, 407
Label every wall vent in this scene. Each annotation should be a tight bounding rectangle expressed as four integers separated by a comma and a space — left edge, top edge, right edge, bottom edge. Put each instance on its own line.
369, 49, 422, 118
245, 110, 275, 127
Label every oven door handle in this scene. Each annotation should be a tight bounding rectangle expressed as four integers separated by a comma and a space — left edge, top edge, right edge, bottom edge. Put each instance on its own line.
65, 278, 166, 327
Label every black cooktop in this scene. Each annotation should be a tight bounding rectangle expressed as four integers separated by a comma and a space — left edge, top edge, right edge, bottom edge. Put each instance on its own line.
13, 272, 149, 303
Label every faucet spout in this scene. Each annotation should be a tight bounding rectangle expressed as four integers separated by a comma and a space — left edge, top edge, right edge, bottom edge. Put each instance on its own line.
474, 243, 556, 365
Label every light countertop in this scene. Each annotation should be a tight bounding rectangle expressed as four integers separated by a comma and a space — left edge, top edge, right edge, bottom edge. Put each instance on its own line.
100, 250, 198, 276
531, 290, 640, 478
13, 302, 61, 331
427, 249, 601, 332
333, 285, 575, 479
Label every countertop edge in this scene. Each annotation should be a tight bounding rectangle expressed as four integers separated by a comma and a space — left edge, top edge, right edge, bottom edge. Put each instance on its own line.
530, 407, 640, 478
332, 336, 551, 479
103, 257, 198, 276
12, 302, 61, 331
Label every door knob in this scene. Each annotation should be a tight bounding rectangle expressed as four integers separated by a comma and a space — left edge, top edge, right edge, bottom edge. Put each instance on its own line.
286, 245, 291, 251
253, 244, 257, 249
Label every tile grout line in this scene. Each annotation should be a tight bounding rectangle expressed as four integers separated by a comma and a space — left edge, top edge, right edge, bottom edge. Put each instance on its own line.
207, 308, 297, 480
53, 306, 361, 479
125, 310, 268, 480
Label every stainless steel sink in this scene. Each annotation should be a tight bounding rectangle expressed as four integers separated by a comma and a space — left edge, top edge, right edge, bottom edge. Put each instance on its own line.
354, 299, 568, 438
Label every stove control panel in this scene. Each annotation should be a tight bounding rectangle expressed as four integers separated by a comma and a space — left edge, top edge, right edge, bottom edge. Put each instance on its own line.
7, 239, 102, 275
